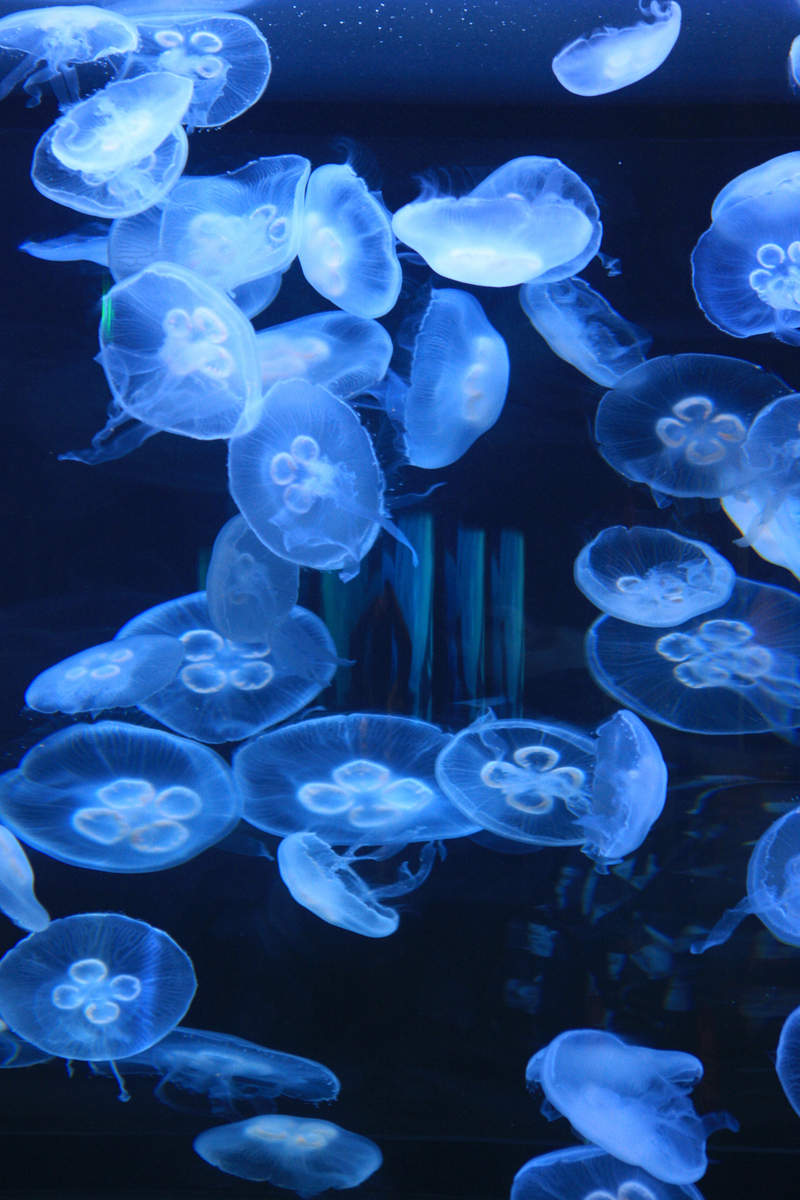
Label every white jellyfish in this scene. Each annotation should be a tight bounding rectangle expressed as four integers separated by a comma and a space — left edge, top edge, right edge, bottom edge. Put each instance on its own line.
552, 2, 682, 98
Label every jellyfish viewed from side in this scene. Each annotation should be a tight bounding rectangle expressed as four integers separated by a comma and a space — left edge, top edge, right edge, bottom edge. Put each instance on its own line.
777, 1003, 800, 1120
551, 2, 682, 97
511, 1145, 705, 1200
24, 632, 185, 714
0, 827, 50, 933
256, 312, 393, 401
206, 514, 300, 644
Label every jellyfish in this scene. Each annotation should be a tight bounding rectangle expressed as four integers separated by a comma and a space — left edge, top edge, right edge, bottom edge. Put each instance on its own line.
585, 578, 800, 734
722, 488, 800, 581
193, 1114, 382, 1194
525, 1029, 736, 1185
381, 288, 509, 469
511, 1146, 705, 1200
206, 514, 300, 644
520, 277, 652, 387
97, 263, 262, 439
256, 312, 393, 401
24, 632, 185, 714
594, 354, 790, 498
777, 1004, 800, 1120
0, 5, 139, 107
574, 527, 735, 627
21, 224, 110, 265
0, 912, 196, 1061
298, 163, 402, 318
0, 826, 50, 933
551, 2, 681, 97
116, 593, 339, 743
233, 712, 479, 848
391, 156, 602, 288
0, 720, 243, 873
691, 806, 800, 954
709, 152, 800, 222
0, 1022, 53, 1069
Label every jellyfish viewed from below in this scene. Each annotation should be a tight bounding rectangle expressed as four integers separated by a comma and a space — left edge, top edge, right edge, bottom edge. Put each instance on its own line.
24, 632, 185, 714
206, 514, 299, 644
777, 1004, 800, 1120
392, 156, 601, 287
193, 1113, 382, 1193
0, 720, 243, 872
511, 1145, 705, 1200
526, 1029, 736, 1184
0, 826, 50, 933
256, 312, 393, 401
552, 2, 682, 97
0, 912, 196, 1061
585, 578, 800, 734
574, 526, 735, 627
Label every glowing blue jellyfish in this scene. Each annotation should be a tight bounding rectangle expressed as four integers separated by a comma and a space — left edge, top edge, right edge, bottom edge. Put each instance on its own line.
382, 287, 509, 469
193, 1114, 382, 1194
574, 527, 735, 627
777, 1004, 800, 1120
526, 1029, 736, 1185
31, 73, 192, 218
206, 515, 299, 644
552, 2, 681, 97
0, 827, 49, 933
21, 224, 110, 265
0, 5, 139, 106
722, 487, 800, 581
124, 13, 270, 129
520, 277, 652, 387
116, 593, 339, 743
0, 1022, 53, 1068
691, 806, 800, 954
0, 912, 196, 1061
512, 1145, 705, 1200
0, 721, 242, 872
234, 713, 479, 847
391, 156, 601, 288
595, 354, 789, 498
709, 152, 800, 221
256, 312, 393, 400
298, 164, 401, 318
585, 578, 800, 734
24, 632, 184, 714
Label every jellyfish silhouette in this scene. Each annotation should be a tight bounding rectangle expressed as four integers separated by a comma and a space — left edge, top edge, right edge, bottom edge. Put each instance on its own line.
25, 632, 185, 714
512, 1145, 704, 1200
552, 2, 682, 97
777, 1003, 800, 1120
256, 312, 393, 400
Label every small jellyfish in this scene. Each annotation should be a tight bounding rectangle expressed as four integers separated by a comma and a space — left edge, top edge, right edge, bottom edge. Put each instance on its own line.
552, 2, 682, 97
574, 527, 735, 627
0, 721, 243, 873
0, 826, 50, 933
777, 1004, 800, 1120
298, 164, 401, 318
193, 1114, 382, 1194
525, 1029, 736, 1185
256, 312, 393, 401
0, 912, 196, 1061
206, 514, 300, 644
585, 578, 800, 734
24, 632, 185, 714
392, 156, 602, 288
512, 1146, 705, 1200
21, 224, 110, 265
520, 277, 652, 387
594, 354, 790, 498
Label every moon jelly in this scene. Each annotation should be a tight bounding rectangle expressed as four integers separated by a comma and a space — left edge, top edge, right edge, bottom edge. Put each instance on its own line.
256, 312, 393, 400
511, 1146, 705, 1200
0, 1023, 52, 1069
552, 2, 681, 97
0, 912, 196, 1061
777, 1004, 800, 1120
206, 514, 300, 644
24, 632, 185, 714
722, 487, 800, 582
0, 827, 49, 933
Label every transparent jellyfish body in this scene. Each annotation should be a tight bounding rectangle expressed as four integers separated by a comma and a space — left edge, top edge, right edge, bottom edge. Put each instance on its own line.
595, 354, 789, 497
206, 514, 300, 644
24, 632, 185, 714
0, 1022, 53, 1069
520, 277, 652, 387
381, 287, 509, 469
116, 592, 339, 743
551, 2, 681, 97
0, 826, 49, 933
710, 152, 800, 221
0, 912, 196, 1061
21, 223, 110, 265
391, 156, 602, 287
298, 163, 401, 318
0, 720, 242, 872
776, 1004, 800, 1120
525, 1029, 736, 1185
574, 526, 735, 627
256, 312, 393, 400
511, 1145, 705, 1200
193, 1113, 383, 1194
0, 5, 139, 107
585, 578, 800, 734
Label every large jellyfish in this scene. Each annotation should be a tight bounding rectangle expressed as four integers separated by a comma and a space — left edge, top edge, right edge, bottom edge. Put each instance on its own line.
0, 827, 50, 933
0, 721, 243, 873
594, 354, 789, 498
585, 578, 800, 734
0, 912, 196, 1061
206, 514, 300, 644
24, 632, 185, 714
391, 156, 602, 288
256, 312, 393, 401
777, 1004, 800, 1120
525, 1029, 736, 1184
552, 2, 682, 97
512, 1146, 704, 1200
193, 1114, 382, 1193
574, 526, 735, 627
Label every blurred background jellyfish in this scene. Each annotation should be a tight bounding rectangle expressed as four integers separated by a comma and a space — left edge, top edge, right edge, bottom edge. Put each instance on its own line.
0, 912, 196, 1061
0, 720, 243, 872
24, 632, 184, 714
520, 277, 652, 387
256, 312, 392, 400
574, 526, 735, 627
206, 514, 300, 644
0, 1022, 53, 1069
193, 1113, 382, 1193
551, 2, 682, 97
0, 826, 50, 933
594, 354, 789, 498
525, 1029, 736, 1184
511, 1145, 705, 1200
777, 1004, 800, 1120
391, 156, 601, 287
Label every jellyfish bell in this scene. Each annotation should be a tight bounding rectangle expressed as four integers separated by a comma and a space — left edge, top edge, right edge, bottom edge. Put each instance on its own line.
552, 1, 682, 97
206, 514, 300, 644
255, 312, 393, 401
511, 1145, 705, 1200
24, 632, 185, 714
777, 1004, 800, 1120
0, 826, 50, 933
